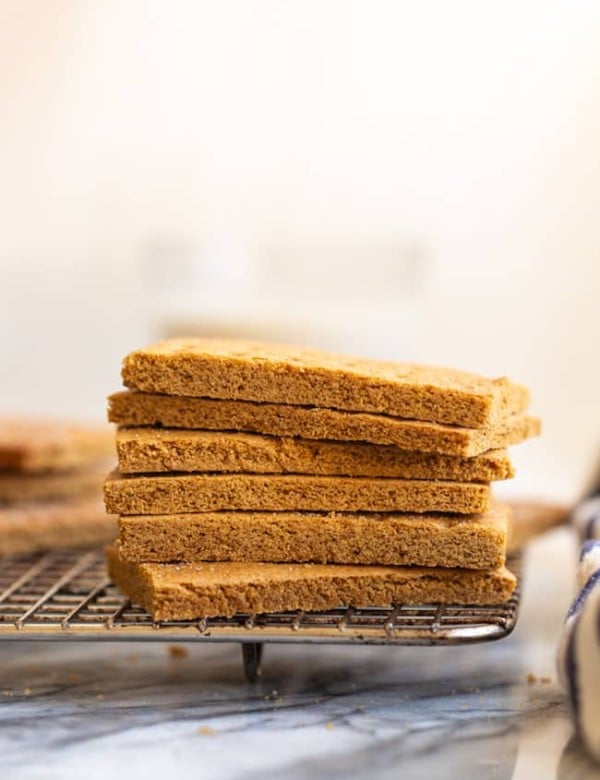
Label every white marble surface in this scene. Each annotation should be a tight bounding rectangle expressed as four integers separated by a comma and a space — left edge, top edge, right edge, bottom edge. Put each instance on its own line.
0, 529, 598, 780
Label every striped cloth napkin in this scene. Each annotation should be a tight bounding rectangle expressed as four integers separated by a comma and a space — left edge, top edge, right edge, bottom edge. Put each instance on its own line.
557, 496, 600, 762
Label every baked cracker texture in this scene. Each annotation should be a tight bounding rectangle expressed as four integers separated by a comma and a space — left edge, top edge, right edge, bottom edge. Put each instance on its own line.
103, 470, 491, 516
106, 545, 517, 620
115, 427, 514, 482
120, 338, 530, 428
0, 460, 112, 503
108, 392, 540, 457
117, 505, 510, 568
0, 417, 114, 472
0, 497, 117, 556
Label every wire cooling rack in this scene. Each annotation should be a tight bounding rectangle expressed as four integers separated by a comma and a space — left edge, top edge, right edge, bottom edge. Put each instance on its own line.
0, 548, 521, 681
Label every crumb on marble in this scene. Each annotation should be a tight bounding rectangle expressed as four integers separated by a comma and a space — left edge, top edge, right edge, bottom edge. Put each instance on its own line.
67, 673, 82, 683
168, 644, 189, 659
325, 722, 335, 731
96, 693, 105, 700
23, 688, 31, 696
198, 726, 216, 736
263, 689, 281, 702
526, 673, 551, 685
126, 653, 140, 663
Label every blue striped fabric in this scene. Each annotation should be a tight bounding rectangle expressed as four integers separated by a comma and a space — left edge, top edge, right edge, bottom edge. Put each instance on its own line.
557, 499, 600, 762
571, 496, 600, 544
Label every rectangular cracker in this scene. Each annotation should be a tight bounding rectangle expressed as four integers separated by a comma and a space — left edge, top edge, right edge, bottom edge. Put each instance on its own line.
115, 427, 514, 482
0, 460, 111, 504
0, 417, 114, 473
121, 338, 529, 428
0, 497, 117, 556
106, 545, 517, 620
103, 470, 491, 515
108, 392, 540, 457
118, 505, 510, 569
505, 500, 568, 553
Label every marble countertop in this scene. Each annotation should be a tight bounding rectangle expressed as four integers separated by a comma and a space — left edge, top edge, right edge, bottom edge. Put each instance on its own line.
0, 528, 598, 780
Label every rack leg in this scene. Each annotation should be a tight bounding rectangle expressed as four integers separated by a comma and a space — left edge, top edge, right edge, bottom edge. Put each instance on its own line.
241, 642, 264, 682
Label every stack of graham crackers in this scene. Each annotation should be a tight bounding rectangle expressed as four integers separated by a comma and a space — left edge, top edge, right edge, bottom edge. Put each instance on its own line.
104, 339, 540, 621
0, 418, 116, 555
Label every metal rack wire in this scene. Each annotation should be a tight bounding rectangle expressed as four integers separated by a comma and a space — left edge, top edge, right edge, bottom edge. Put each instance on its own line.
0, 549, 521, 681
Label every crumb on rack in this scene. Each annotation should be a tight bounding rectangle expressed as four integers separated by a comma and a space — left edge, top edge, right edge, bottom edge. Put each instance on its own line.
168, 644, 189, 659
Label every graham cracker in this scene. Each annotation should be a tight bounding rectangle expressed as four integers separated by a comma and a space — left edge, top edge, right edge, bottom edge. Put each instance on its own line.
0, 417, 114, 473
106, 545, 517, 620
108, 392, 540, 457
506, 499, 569, 552
0, 497, 117, 556
118, 505, 510, 569
120, 338, 529, 428
103, 470, 491, 516
0, 460, 111, 504
115, 427, 514, 482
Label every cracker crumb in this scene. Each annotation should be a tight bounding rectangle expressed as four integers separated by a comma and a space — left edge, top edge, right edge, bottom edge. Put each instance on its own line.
526, 673, 537, 685
168, 645, 189, 659
126, 653, 140, 662
263, 689, 281, 702
325, 722, 335, 731
23, 688, 31, 696
540, 676, 552, 684
198, 726, 215, 736
96, 693, 105, 700
67, 673, 82, 683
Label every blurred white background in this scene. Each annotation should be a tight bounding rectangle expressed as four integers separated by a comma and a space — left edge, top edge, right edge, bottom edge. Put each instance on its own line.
1, 0, 600, 500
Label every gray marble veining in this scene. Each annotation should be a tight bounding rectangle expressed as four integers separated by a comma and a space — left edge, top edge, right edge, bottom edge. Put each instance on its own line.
0, 530, 595, 780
